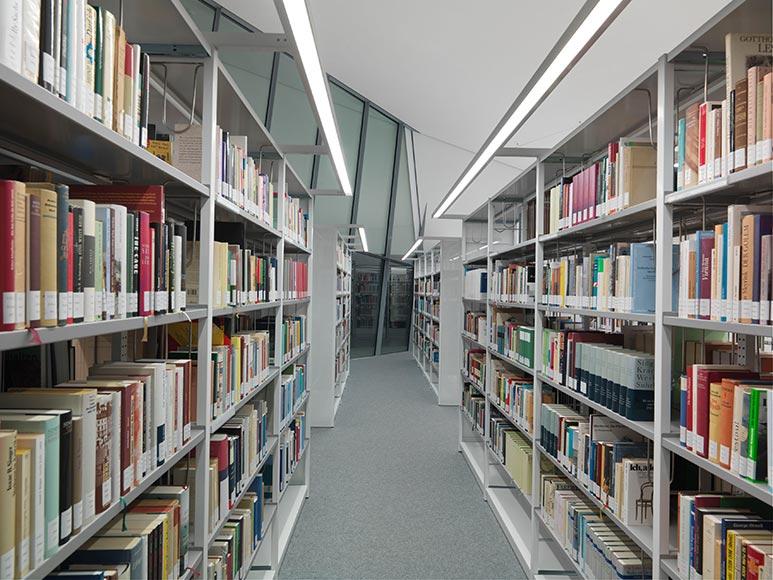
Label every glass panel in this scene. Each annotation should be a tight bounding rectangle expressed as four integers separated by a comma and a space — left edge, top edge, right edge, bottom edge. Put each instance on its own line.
351, 253, 383, 358
220, 49, 273, 126
314, 84, 363, 226
381, 264, 413, 354
389, 132, 414, 258
355, 109, 397, 255
270, 53, 317, 185
178, 0, 216, 33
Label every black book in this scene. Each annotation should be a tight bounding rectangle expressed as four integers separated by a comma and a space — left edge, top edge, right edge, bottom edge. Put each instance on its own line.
59, 0, 68, 99
150, 222, 163, 314
174, 222, 187, 301
39, 0, 55, 92
139, 53, 150, 147
130, 212, 140, 316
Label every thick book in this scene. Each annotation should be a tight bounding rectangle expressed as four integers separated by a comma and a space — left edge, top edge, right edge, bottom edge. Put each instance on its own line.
15, 446, 31, 577
0, 430, 15, 580
26, 189, 42, 328
39, 0, 55, 92
740, 213, 773, 323
16, 433, 45, 569
13, 182, 26, 330
0, 181, 20, 331
38, 187, 58, 326
684, 103, 700, 188
70, 199, 96, 322
210, 434, 230, 521
734, 77, 749, 172
94, 393, 113, 514
21, 0, 40, 83
66, 536, 144, 578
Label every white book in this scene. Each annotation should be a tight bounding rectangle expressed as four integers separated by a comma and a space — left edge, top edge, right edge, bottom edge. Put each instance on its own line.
97, 390, 120, 506
0, 0, 23, 74
21, 0, 39, 82
108, 204, 126, 318
65, 0, 79, 104
15, 434, 45, 570
131, 44, 141, 145
727, 204, 770, 321
53, 0, 62, 96
173, 234, 182, 312
101, 9, 115, 130
82, 4, 96, 116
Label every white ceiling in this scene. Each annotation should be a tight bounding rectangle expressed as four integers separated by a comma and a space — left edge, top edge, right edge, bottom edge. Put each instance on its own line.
216, 0, 738, 221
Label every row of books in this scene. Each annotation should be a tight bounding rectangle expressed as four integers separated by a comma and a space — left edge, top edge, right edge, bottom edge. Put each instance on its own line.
209, 243, 278, 308
462, 384, 485, 435
336, 270, 351, 294
415, 276, 438, 296
541, 474, 652, 579
211, 329, 271, 423
276, 414, 307, 495
463, 268, 487, 301
542, 242, 658, 314
336, 297, 350, 323
336, 237, 351, 273
0, 181, 185, 331
492, 313, 534, 368
677, 491, 772, 580
0, 1, 152, 147
209, 399, 270, 533
679, 363, 771, 485
282, 258, 309, 300
280, 365, 306, 426
284, 195, 309, 248
489, 413, 533, 494
280, 315, 307, 364
414, 297, 438, 318
0, 357, 194, 577
490, 261, 533, 304
463, 311, 486, 343
491, 363, 538, 436
676, 204, 771, 324
677, 34, 773, 191
416, 317, 438, 344
541, 409, 652, 527
545, 139, 655, 235
464, 348, 486, 388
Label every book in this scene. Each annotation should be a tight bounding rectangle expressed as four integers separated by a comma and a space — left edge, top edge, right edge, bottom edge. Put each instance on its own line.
66, 536, 144, 578
16, 433, 44, 569
21, 0, 40, 83
15, 446, 30, 577
0, 1, 23, 74
0, 430, 16, 580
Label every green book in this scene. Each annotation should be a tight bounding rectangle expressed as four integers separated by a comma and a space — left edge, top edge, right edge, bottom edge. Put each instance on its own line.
94, 7, 104, 122
0, 414, 60, 558
746, 388, 770, 482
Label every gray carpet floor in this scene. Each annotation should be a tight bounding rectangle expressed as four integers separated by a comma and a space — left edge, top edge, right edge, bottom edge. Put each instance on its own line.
278, 351, 526, 579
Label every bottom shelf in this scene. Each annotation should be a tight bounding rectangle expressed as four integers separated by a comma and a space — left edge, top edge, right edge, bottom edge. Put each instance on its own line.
460, 439, 486, 491
276, 484, 309, 567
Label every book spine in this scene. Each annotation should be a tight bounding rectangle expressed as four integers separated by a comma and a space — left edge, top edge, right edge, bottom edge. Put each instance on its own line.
71, 205, 83, 322
13, 185, 26, 329
82, 4, 95, 116
40, 189, 58, 326
56, 185, 69, 325
39, 0, 55, 92
27, 192, 41, 328
138, 211, 151, 316
699, 234, 714, 320
0, 431, 15, 580
21, 0, 40, 83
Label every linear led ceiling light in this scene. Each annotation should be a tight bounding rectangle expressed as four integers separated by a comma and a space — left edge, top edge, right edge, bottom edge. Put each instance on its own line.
432, 0, 629, 218
276, 0, 353, 195
402, 238, 423, 261
358, 227, 369, 252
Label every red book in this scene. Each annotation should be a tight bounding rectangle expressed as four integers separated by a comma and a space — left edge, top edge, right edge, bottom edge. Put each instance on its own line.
694, 367, 757, 457
69, 185, 165, 223
138, 211, 152, 316
699, 234, 714, 320
0, 180, 17, 331
698, 102, 709, 182
66, 212, 74, 324
747, 543, 769, 580
209, 435, 229, 518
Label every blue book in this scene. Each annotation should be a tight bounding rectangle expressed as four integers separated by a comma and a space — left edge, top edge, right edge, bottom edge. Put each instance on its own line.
630, 243, 655, 313
720, 222, 728, 321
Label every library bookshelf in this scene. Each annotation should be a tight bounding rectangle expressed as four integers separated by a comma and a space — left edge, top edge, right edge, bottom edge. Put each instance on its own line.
309, 226, 351, 426
410, 240, 463, 405
456, 1, 773, 578
0, 1, 317, 578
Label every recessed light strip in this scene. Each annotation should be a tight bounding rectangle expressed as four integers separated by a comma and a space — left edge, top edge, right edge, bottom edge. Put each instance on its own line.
358, 227, 369, 252
401, 238, 423, 261
432, 0, 629, 218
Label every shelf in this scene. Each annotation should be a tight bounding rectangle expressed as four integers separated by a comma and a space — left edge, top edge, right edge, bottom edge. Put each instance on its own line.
665, 162, 773, 205
462, 297, 487, 304
241, 503, 278, 577
461, 331, 487, 349
460, 369, 486, 396
490, 300, 536, 310
180, 548, 204, 580
485, 484, 534, 576
0, 307, 208, 352
488, 348, 534, 375
281, 344, 310, 370
459, 438, 486, 491
0, 63, 210, 197
22, 429, 205, 580
275, 484, 308, 568
283, 297, 311, 306
284, 236, 312, 254
662, 436, 772, 502
660, 557, 680, 580
488, 394, 533, 442
663, 315, 771, 337
539, 199, 657, 244
336, 334, 350, 354
490, 238, 537, 260
534, 508, 587, 580
272, 440, 310, 507
486, 445, 533, 507
537, 443, 654, 557
208, 437, 279, 545
537, 373, 655, 440
210, 367, 280, 433
214, 196, 281, 238
212, 302, 280, 317
538, 304, 655, 323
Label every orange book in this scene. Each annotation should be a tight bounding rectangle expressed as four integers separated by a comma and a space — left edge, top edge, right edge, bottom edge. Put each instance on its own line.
708, 381, 723, 463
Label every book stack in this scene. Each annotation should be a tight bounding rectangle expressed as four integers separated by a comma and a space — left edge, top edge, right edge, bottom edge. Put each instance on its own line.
209, 399, 270, 529
206, 242, 278, 309
676, 491, 772, 580
281, 315, 307, 362
491, 261, 533, 304
463, 311, 486, 343
0, 1, 152, 147
492, 362, 552, 435
541, 329, 624, 388
463, 268, 487, 300
489, 413, 533, 493
283, 258, 309, 299
278, 413, 307, 494
208, 475, 265, 580
541, 475, 652, 578
492, 312, 534, 368
463, 348, 486, 389
280, 365, 306, 426
210, 328, 271, 423
542, 242, 657, 314
676, 204, 772, 324
541, 410, 652, 522
0, 181, 186, 332
462, 384, 485, 434
676, 33, 772, 191
678, 364, 771, 485
545, 139, 656, 235
284, 195, 309, 248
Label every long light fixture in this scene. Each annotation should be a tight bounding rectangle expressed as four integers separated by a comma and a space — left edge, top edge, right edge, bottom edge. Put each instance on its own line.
358, 227, 369, 252
401, 238, 423, 261
432, 0, 629, 218
276, 0, 353, 195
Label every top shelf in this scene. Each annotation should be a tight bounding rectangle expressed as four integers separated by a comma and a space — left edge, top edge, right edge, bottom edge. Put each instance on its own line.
664, 162, 772, 205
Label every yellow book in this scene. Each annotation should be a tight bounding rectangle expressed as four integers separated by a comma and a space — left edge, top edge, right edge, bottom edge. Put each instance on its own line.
0, 430, 16, 579
14, 447, 29, 577
708, 381, 723, 463
13, 184, 26, 329
727, 529, 737, 580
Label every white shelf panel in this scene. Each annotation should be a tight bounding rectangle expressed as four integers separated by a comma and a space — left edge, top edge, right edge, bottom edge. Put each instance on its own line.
212, 302, 281, 317
488, 394, 534, 442
538, 304, 655, 323
539, 199, 656, 243
665, 162, 772, 205
663, 315, 772, 337
275, 484, 308, 568
460, 439, 486, 491
461, 331, 487, 349
488, 347, 534, 375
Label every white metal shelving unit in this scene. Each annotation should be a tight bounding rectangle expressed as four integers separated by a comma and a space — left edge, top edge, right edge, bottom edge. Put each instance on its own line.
410, 240, 463, 405
454, 2, 772, 578
309, 226, 351, 426
0, 1, 321, 577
